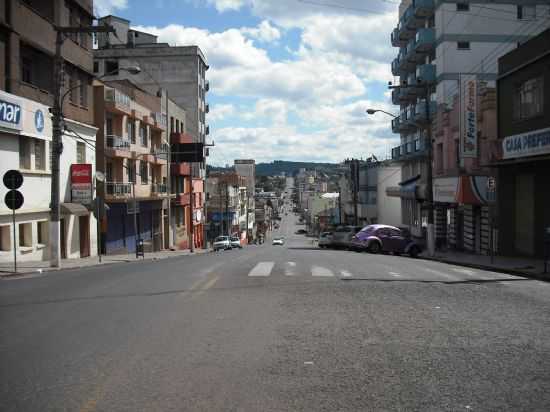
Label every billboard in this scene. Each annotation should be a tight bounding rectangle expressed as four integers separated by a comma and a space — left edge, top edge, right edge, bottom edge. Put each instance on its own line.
460, 75, 477, 158
71, 164, 92, 205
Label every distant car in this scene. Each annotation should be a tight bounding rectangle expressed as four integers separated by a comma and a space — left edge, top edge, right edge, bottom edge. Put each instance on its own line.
230, 236, 242, 249
351, 224, 421, 257
213, 236, 232, 251
318, 232, 333, 248
330, 225, 363, 249
272, 237, 285, 245
295, 229, 307, 235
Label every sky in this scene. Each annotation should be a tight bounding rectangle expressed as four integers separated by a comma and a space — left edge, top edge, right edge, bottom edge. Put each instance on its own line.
94, 0, 400, 166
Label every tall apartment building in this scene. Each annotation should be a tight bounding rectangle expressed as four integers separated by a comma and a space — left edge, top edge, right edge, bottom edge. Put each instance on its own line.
389, 0, 550, 246
0, 0, 98, 263
234, 159, 256, 241
94, 15, 210, 249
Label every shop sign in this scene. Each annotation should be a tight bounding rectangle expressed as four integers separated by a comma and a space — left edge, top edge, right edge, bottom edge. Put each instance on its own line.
71, 164, 92, 205
433, 176, 489, 205
502, 127, 550, 160
460, 75, 477, 158
433, 177, 459, 203
0, 92, 22, 131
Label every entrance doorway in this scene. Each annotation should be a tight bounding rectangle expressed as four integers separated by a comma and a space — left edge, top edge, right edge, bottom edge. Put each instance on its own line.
79, 215, 90, 258
60, 219, 67, 259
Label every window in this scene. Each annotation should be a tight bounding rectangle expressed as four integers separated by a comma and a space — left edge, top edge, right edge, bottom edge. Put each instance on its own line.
139, 124, 148, 147
18, 223, 32, 247
517, 5, 536, 20
127, 120, 135, 144
34, 139, 45, 170
79, 74, 88, 107
21, 56, 32, 83
68, 68, 77, 104
106, 162, 113, 182
436, 143, 443, 174
127, 160, 136, 183
37, 221, 48, 245
140, 161, 148, 184
457, 41, 470, 50
514, 76, 544, 121
76, 142, 86, 163
19, 137, 31, 169
456, 3, 469, 11
93, 61, 99, 73
0, 226, 11, 251
105, 60, 119, 75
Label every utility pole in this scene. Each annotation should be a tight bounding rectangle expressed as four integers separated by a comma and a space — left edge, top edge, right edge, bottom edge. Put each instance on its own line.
424, 83, 435, 257
352, 159, 359, 226
189, 174, 194, 253
225, 184, 230, 237
50, 25, 114, 268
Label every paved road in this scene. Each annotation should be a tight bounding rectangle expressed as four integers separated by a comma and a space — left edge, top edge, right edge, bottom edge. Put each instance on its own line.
2, 179, 550, 411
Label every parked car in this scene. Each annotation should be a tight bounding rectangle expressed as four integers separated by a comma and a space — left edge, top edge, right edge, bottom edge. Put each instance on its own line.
330, 225, 363, 249
230, 236, 242, 249
295, 229, 307, 235
351, 224, 421, 257
318, 232, 333, 248
213, 236, 232, 251
272, 237, 285, 245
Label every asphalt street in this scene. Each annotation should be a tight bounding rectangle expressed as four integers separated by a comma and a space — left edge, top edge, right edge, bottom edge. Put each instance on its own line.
1, 179, 550, 411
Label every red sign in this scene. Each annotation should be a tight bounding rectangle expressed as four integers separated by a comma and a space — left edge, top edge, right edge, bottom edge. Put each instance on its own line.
71, 164, 92, 204
71, 164, 92, 184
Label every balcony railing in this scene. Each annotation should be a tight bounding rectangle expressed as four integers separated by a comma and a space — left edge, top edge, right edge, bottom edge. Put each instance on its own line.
391, 117, 401, 134
105, 88, 131, 108
205, 80, 210, 92
413, 0, 435, 18
414, 28, 435, 53
416, 63, 436, 85
414, 100, 437, 122
391, 57, 401, 76
106, 135, 131, 150
391, 137, 428, 160
205, 125, 210, 135
403, 5, 423, 31
152, 183, 168, 194
106, 182, 132, 197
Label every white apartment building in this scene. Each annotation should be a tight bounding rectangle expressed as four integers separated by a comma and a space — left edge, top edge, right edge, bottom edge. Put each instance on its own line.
390, 0, 550, 238
0, 90, 98, 264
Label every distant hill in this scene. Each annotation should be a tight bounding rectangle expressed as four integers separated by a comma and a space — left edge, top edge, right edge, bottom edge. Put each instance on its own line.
255, 160, 338, 176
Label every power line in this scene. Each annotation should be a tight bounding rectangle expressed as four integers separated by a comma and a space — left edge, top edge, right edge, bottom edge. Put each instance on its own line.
296, 0, 396, 15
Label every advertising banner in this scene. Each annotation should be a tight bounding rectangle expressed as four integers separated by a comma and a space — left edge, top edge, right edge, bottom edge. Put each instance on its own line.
502, 127, 550, 160
460, 74, 477, 158
71, 164, 92, 205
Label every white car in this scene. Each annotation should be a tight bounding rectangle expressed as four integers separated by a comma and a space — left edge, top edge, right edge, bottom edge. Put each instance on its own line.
213, 236, 231, 251
230, 236, 242, 249
272, 237, 285, 246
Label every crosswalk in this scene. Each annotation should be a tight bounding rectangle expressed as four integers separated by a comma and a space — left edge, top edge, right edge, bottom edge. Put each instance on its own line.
246, 261, 522, 283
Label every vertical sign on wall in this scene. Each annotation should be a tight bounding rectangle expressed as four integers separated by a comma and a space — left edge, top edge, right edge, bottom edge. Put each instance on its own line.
71, 164, 93, 205
459, 74, 478, 158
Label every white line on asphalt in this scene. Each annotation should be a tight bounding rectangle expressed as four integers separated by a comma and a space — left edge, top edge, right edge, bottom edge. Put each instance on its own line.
451, 268, 476, 276
340, 270, 353, 278
423, 267, 461, 281
389, 272, 401, 277
285, 262, 296, 276
312, 266, 334, 277
248, 262, 275, 277
288, 262, 296, 267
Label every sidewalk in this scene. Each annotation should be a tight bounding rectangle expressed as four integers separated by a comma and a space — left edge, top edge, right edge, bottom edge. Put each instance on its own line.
0, 248, 212, 277
420, 249, 549, 280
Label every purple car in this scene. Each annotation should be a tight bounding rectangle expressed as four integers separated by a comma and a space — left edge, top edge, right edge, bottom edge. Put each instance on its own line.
350, 224, 421, 257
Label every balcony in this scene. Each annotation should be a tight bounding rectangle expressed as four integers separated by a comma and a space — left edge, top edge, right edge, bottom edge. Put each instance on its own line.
414, 100, 437, 123
105, 88, 131, 115
152, 183, 168, 195
391, 138, 428, 161
405, 39, 425, 64
171, 162, 191, 176
173, 193, 191, 206
416, 64, 436, 85
170, 132, 193, 144
391, 57, 402, 76
397, 48, 416, 73
414, 28, 435, 53
413, 0, 435, 18
403, 5, 423, 32
205, 104, 210, 114
152, 112, 167, 130
105, 135, 132, 158
105, 182, 132, 199
205, 125, 210, 135
391, 27, 408, 47
205, 80, 210, 92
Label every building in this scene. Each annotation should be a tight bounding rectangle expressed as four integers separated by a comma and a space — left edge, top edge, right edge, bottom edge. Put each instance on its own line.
0, 0, 99, 263
339, 159, 380, 226
234, 159, 256, 241
93, 79, 172, 254
495, 27, 550, 258
377, 164, 402, 228
389, 0, 550, 241
93, 15, 209, 249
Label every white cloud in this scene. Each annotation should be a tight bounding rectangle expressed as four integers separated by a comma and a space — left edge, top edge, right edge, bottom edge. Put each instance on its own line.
209, 104, 236, 121
241, 20, 281, 43
94, 0, 128, 16
206, 0, 246, 12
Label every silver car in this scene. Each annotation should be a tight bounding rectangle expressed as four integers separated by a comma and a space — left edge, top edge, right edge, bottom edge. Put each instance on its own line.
318, 232, 333, 248
213, 236, 231, 251
230, 236, 242, 249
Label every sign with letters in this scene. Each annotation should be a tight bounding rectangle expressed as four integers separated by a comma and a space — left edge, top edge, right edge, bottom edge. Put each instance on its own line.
502, 127, 550, 160
460, 75, 477, 158
71, 164, 93, 205
0, 92, 23, 131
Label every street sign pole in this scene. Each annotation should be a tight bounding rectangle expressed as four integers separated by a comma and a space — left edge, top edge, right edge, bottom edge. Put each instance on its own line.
12, 207, 16, 273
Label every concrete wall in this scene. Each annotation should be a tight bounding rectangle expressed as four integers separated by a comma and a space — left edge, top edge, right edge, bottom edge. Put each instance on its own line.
377, 165, 402, 227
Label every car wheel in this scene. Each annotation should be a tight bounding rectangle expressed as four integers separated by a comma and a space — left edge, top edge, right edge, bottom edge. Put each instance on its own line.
409, 245, 420, 258
368, 241, 381, 254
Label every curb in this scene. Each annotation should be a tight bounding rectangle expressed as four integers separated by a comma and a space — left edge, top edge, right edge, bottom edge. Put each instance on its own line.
419, 255, 550, 282
0, 248, 214, 278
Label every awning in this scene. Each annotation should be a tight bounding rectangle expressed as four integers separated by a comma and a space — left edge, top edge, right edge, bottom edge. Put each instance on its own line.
433, 176, 490, 205
398, 174, 421, 200
61, 203, 90, 216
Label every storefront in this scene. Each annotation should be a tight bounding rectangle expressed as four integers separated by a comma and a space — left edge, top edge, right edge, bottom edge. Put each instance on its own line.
433, 175, 493, 254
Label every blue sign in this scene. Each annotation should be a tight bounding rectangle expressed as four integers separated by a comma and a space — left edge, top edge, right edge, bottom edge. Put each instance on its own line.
503, 127, 550, 159
34, 109, 44, 133
0, 97, 22, 130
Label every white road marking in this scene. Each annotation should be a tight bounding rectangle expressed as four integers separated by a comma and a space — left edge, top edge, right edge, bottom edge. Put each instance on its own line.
340, 270, 353, 278
288, 262, 296, 267
451, 268, 476, 276
389, 272, 401, 277
312, 266, 334, 277
285, 262, 296, 276
248, 262, 275, 277
423, 267, 461, 281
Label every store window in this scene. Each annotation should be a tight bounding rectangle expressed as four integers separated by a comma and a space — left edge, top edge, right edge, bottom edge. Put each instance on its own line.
19, 137, 31, 169
513, 76, 544, 121
37, 221, 48, 246
18, 223, 32, 247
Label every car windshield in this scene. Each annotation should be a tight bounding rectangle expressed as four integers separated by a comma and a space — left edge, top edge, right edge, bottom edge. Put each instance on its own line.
215, 236, 228, 241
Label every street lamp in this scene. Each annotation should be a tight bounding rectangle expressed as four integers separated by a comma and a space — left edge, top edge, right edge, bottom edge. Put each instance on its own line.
366, 109, 398, 118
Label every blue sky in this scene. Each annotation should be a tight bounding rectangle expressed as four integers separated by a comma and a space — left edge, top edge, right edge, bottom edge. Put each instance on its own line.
95, 0, 400, 165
